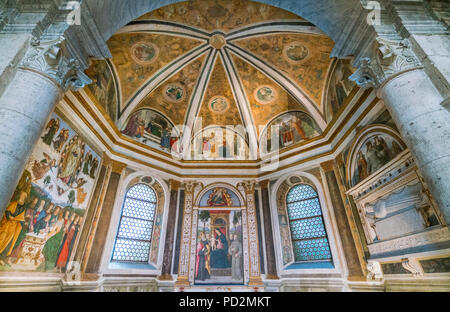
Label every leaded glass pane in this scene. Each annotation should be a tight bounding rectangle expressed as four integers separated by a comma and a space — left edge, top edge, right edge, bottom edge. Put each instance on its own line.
293, 238, 331, 261
122, 197, 156, 221
286, 184, 317, 203
112, 238, 151, 262
287, 198, 322, 220
126, 184, 156, 202
112, 184, 157, 263
289, 217, 326, 240
117, 216, 153, 241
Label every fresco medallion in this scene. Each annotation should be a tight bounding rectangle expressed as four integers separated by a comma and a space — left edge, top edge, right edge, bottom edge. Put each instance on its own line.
163, 83, 185, 103
208, 96, 230, 113
131, 42, 159, 64
254, 85, 277, 104
283, 42, 309, 63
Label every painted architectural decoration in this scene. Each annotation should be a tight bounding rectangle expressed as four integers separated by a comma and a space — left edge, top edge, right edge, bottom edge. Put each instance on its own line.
0, 113, 101, 272
199, 188, 241, 207
121, 109, 182, 153
195, 187, 243, 285
139, 0, 304, 33
191, 127, 249, 160
85, 60, 119, 122
234, 33, 334, 106
325, 59, 356, 122
350, 133, 405, 186
260, 111, 322, 153
276, 181, 294, 265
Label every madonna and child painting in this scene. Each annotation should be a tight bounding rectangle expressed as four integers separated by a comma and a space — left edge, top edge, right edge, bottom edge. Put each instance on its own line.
195, 188, 244, 285
0, 113, 101, 273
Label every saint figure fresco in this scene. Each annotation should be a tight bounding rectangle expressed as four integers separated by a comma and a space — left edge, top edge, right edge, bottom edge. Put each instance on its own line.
0, 113, 101, 273
351, 134, 405, 186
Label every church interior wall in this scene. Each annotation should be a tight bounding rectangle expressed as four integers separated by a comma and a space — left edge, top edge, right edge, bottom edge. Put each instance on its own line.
0, 0, 449, 292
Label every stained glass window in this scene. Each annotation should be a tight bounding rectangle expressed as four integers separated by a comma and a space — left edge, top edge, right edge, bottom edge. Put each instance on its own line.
112, 184, 157, 263
286, 184, 332, 262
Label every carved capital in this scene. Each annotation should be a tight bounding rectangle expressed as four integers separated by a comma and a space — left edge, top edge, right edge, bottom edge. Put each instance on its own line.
183, 181, 202, 194
19, 36, 91, 92
350, 37, 422, 89
238, 180, 257, 194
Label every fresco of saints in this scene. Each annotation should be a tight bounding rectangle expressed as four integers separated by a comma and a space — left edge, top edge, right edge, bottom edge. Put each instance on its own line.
357, 151, 368, 181
0, 191, 28, 264
58, 136, 84, 186
53, 129, 69, 153
228, 234, 243, 280
41, 118, 60, 146
207, 188, 232, 207
195, 232, 211, 281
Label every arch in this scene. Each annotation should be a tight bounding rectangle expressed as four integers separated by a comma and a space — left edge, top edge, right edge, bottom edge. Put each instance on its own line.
346, 124, 408, 187
195, 183, 245, 208
102, 171, 170, 272
258, 110, 322, 153
285, 183, 332, 262
271, 171, 344, 273
111, 183, 158, 263
77, 0, 363, 48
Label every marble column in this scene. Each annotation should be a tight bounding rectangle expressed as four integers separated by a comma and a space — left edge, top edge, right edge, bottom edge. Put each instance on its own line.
321, 161, 366, 280
259, 180, 279, 280
351, 37, 450, 225
238, 180, 263, 286
159, 179, 180, 280
0, 36, 90, 214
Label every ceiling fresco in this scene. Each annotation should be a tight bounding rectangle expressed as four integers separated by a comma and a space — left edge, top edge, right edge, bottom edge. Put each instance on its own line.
232, 54, 306, 135
135, 54, 207, 126
197, 56, 244, 129
81, 0, 360, 159
233, 33, 335, 107
107, 32, 203, 110
137, 0, 305, 32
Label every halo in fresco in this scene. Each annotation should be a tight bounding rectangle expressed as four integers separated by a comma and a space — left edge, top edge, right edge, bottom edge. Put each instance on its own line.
130, 42, 159, 64
283, 42, 309, 63
163, 83, 185, 103
208, 96, 230, 114
254, 85, 277, 104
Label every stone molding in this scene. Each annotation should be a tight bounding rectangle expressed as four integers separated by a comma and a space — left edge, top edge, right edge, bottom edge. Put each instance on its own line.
368, 226, 450, 256
19, 36, 91, 91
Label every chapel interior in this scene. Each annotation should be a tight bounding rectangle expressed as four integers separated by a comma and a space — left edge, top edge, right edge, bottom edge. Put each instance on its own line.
0, 0, 449, 292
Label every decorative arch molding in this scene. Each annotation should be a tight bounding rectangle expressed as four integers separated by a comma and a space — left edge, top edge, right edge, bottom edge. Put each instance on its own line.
101, 170, 170, 275
194, 182, 245, 208
270, 171, 344, 275
76, 0, 362, 49
346, 124, 408, 187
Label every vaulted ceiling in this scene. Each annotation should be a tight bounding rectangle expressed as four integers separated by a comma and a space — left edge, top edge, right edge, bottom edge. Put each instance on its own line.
83, 0, 350, 159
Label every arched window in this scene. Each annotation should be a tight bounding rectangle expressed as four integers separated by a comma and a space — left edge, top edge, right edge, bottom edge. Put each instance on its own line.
286, 184, 332, 262
111, 184, 157, 263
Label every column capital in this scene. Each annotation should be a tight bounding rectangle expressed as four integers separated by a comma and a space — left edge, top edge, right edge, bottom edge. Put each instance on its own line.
183, 180, 202, 194
237, 180, 257, 194
350, 37, 423, 89
19, 36, 91, 92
